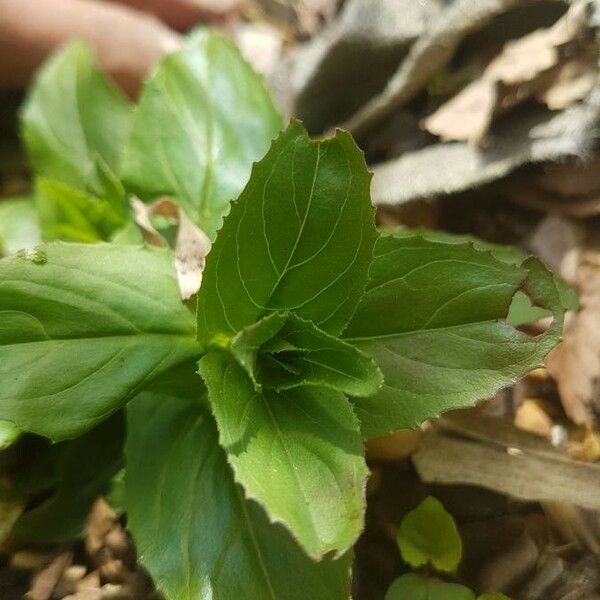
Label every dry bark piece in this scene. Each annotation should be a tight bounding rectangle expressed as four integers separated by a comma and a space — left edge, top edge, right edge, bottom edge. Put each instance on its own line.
413, 412, 600, 511
26, 552, 73, 600
423, 1, 593, 144
130, 196, 211, 300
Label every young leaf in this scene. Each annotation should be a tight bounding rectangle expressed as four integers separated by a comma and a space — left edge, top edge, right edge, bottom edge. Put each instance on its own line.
126, 389, 352, 600
0, 243, 200, 440
36, 178, 127, 243
0, 197, 41, 256
229, 311, 288, 386
230, 312, 382, 396
385, 574, 475, 600
197, 121, 377, 345
122, 30, 282, 239
259, 314, 383, 396
21, 41, 131, 192
397, 497, 462, 573
344, 233, 565, 438
11, 412, 124, 543
199, 350, 368, 559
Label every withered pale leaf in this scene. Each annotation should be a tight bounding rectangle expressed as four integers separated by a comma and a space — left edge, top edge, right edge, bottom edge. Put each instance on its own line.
174, 209, 211, 300
422, 79, 497, 144
130, 197, 211, 300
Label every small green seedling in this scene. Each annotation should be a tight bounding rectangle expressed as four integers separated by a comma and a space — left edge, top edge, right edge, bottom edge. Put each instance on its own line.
388, 497, 511, 600
397, 496, 462, 573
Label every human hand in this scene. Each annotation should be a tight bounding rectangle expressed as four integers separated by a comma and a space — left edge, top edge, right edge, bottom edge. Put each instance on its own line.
0, 0, 237, 96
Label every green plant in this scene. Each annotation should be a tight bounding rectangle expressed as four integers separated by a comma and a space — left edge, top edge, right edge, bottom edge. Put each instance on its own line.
387, 497, 511, 600
0, 30, 566, 599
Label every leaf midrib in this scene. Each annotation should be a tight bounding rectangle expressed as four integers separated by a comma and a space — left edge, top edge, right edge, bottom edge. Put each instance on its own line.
1, 332, 198, 347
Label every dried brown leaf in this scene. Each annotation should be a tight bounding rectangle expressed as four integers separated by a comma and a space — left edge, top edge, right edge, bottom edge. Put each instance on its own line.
371, 100, 599, 207
423, 1, 592, 144
547, 252, 600, 425
130, 197, 211, 300
26, 551, 73, 600
76, 571, 101, 592
85, 498, 118, 562
536, 47, 598, 110
515, 398, 554, 438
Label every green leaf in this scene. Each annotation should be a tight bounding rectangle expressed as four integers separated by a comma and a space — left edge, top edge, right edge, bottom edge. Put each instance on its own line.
229, 311, 288, 385
126, 387, 352, 600
344, 232, 565, 438
12, 412, 125, 543
230, 312, 382, 396
259, 314, 382, 396
21, 41, 131, 191
478, 594, 511, 600
199, 350, 367, 559
36, 178, 127, 243
385, 229, 526, 266
122, 30, 282, 239
197, 121, 377, 345
397, 497, 462, 573
0, 197, 41, 256
0, 243, 200, 440
385, 574, 475, 600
